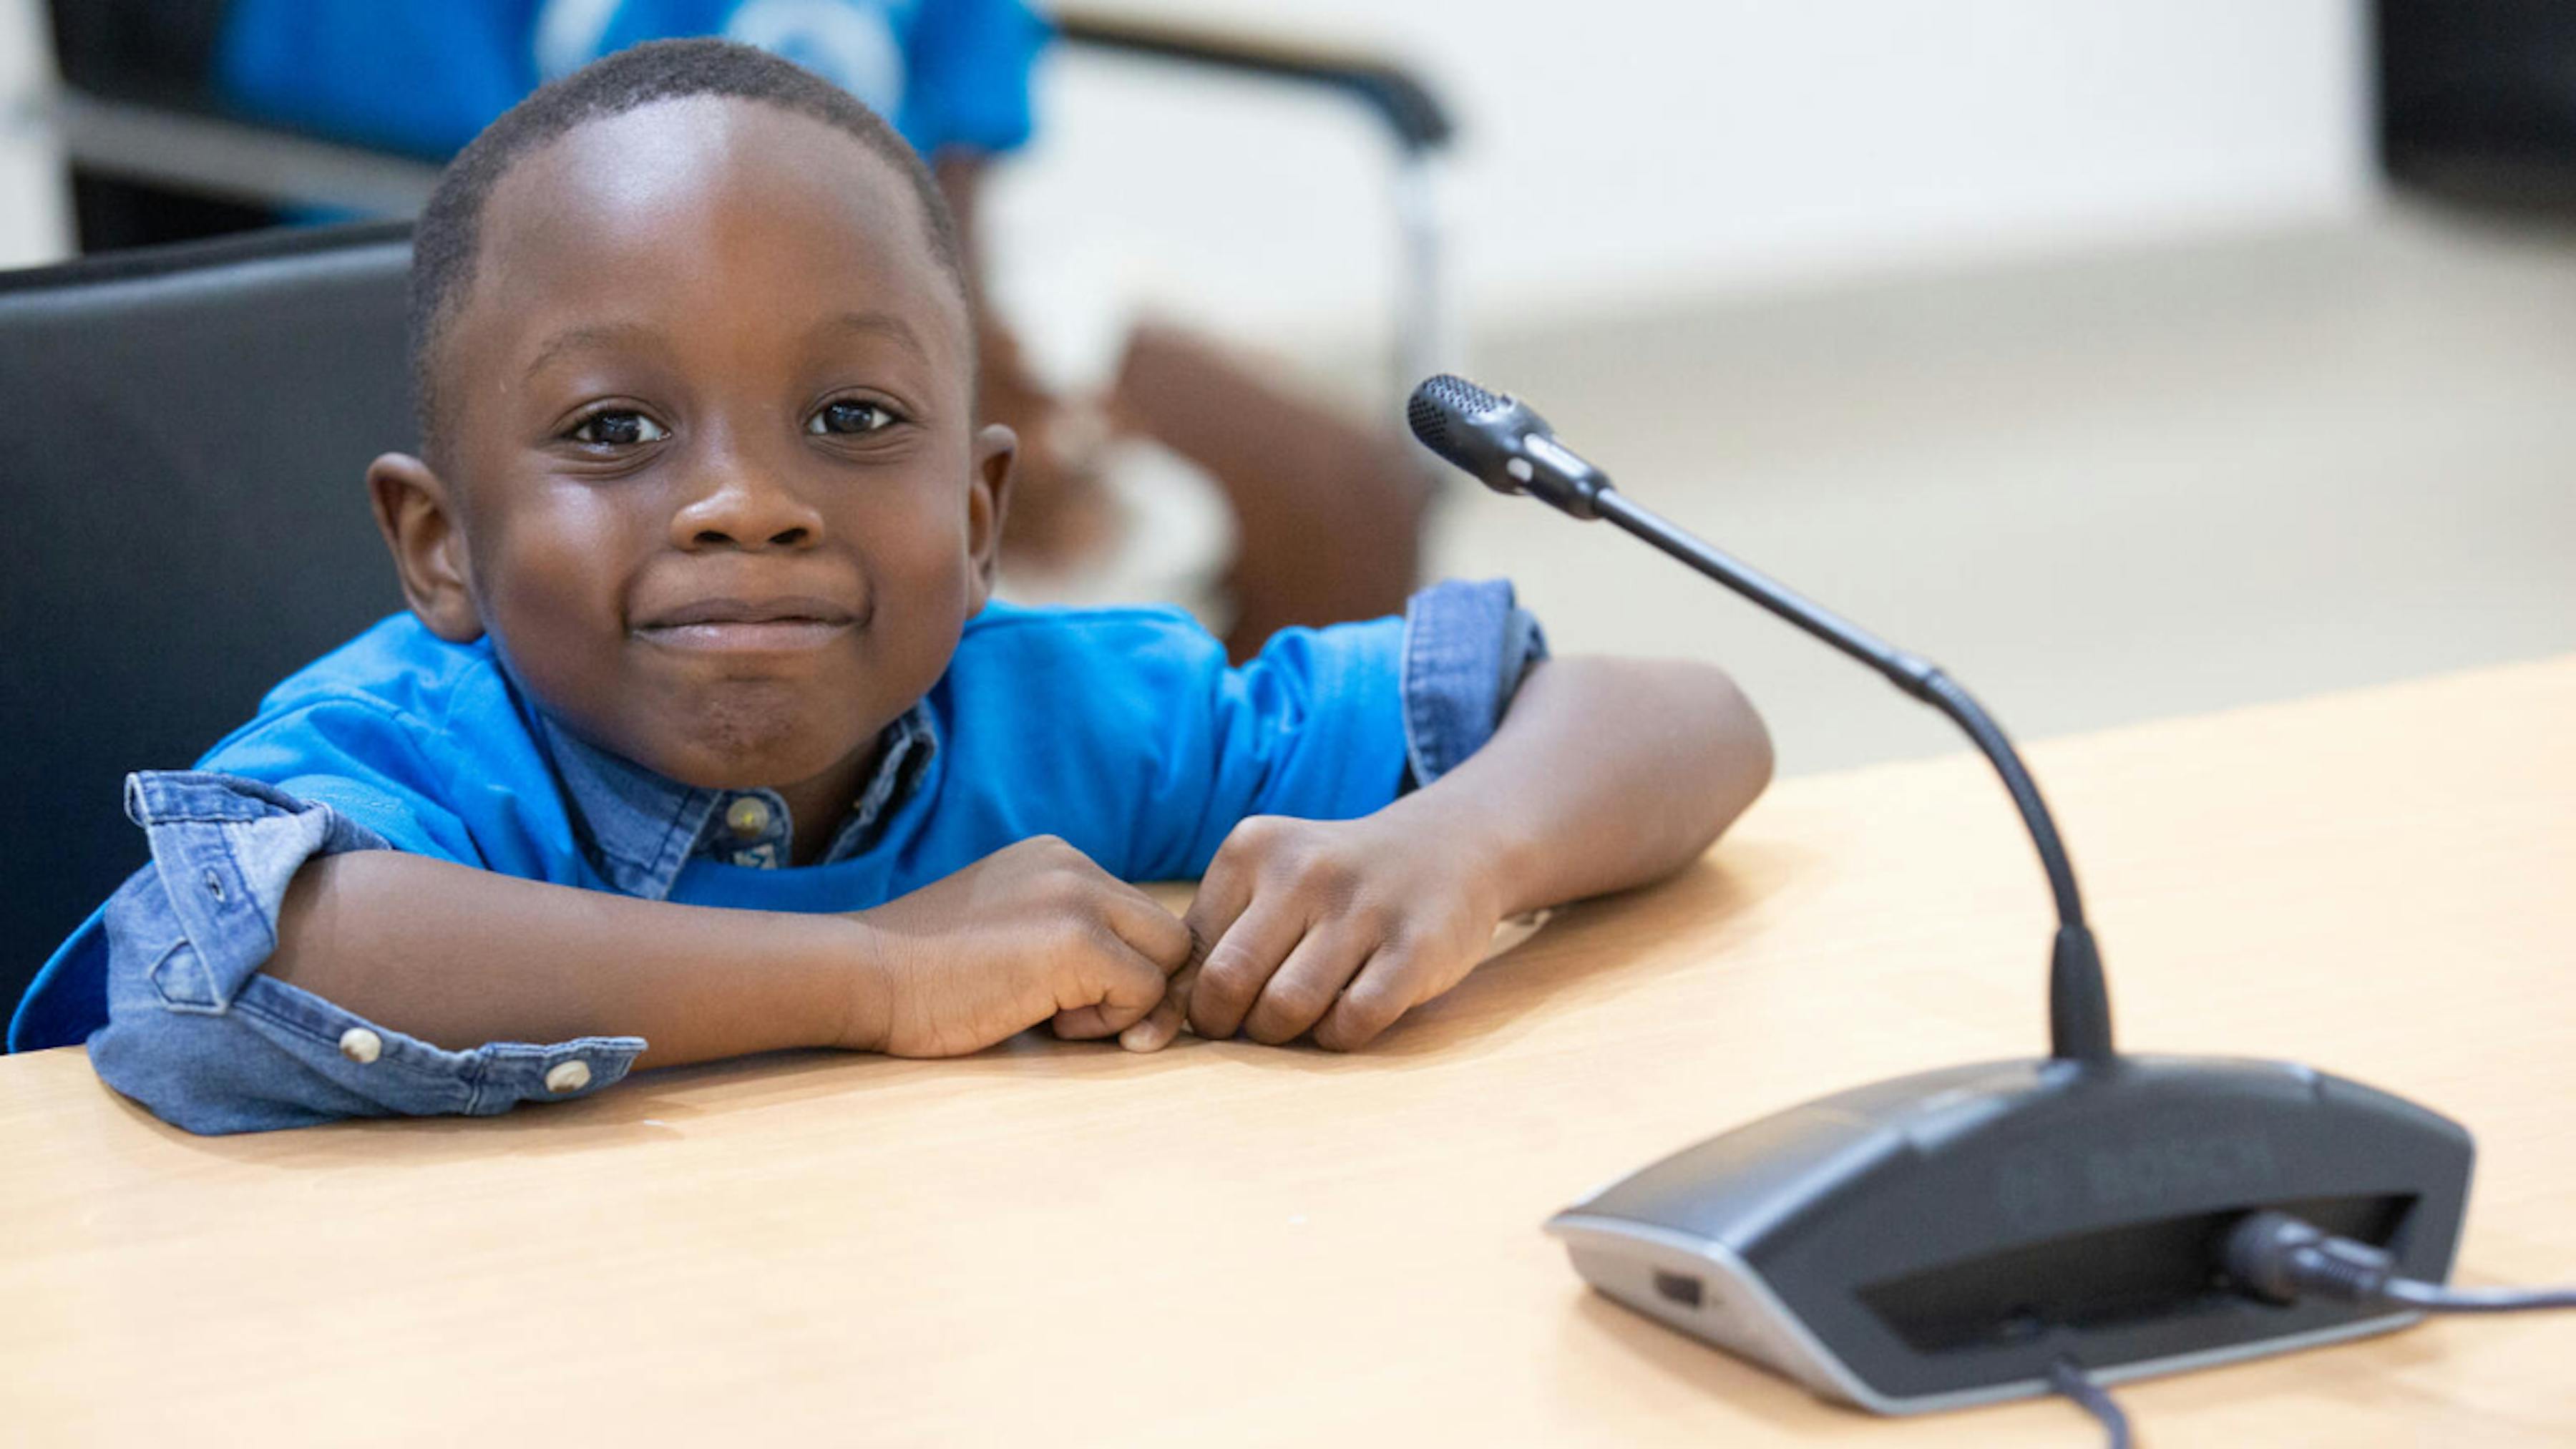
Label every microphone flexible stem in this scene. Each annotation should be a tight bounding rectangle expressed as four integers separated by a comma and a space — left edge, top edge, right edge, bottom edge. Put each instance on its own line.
1588, 485, 2114, 1060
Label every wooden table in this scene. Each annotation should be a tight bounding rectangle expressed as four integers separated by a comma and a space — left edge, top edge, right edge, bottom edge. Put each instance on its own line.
7, 659, 2575, 1445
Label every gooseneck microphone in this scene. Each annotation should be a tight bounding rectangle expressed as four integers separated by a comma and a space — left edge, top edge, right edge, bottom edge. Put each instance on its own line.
1409, 374, 2110, 1061
1407, 374, 2493, 1427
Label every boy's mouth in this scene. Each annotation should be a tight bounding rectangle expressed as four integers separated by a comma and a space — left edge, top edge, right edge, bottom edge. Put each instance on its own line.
631, 596, 859, 653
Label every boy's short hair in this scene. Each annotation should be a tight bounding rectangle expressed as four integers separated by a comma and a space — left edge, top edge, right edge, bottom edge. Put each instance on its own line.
407, 36, 969, 457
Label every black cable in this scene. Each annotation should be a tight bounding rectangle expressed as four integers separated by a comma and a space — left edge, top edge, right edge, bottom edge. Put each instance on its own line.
2047, 1211, 2576, 1449
2046, 1357, 2132, 1449
2222, 1210, 2576, 1316
2381, 1278, 2576, 1314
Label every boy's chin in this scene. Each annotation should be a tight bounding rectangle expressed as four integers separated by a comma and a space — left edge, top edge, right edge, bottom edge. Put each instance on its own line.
531, 670, 906, 795
645, 728, 879, 795
593, 697, 879, 795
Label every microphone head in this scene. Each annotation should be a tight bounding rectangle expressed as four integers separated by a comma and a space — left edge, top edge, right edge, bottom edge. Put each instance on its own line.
1405, 373, 1511, 456
1406, 374, 1549, 490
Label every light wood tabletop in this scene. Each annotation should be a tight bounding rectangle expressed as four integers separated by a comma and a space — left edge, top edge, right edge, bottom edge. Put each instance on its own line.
6, 658, 2574, 1445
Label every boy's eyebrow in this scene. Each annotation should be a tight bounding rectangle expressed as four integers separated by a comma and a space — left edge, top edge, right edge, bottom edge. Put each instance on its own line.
517, 313, 929, 384
522, 321, 663, 382
823, 311, 930, 363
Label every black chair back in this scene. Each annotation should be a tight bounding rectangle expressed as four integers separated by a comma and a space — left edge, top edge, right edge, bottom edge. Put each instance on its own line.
0, 223, 416, 1018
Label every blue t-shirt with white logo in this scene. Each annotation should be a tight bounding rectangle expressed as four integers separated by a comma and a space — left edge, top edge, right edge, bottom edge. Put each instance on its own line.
215, 0, 1046, 160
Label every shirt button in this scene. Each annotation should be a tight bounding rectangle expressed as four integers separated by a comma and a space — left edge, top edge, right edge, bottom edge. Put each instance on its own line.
338, 1028, 383, 1065
725, 796, 773, 840
545, 1060, 593, 1094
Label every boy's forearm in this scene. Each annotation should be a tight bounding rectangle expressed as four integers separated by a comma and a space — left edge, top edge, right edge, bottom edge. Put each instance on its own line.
268, 852, 866, 1069
1386, 656, 1772, 916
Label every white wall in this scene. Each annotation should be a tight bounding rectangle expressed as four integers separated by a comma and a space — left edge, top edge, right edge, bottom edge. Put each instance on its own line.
0, 1, 2371, 343
980, 0, 2372, 382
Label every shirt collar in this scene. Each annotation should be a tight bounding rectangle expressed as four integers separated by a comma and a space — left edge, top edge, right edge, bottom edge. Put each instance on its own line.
541, 705, 940, 899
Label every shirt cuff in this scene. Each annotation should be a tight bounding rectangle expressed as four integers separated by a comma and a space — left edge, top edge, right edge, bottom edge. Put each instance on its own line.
1397, 579, 1550, 789
88, 771, 644, 1134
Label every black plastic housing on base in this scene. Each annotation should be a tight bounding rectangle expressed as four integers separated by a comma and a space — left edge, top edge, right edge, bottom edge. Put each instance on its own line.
1546, 1055, 2474, 1413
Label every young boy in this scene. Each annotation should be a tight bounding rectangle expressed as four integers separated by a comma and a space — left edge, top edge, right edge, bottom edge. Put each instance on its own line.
9, 40, 1772, 1133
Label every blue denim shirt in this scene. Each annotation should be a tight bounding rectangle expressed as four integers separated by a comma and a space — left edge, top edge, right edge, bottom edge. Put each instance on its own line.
12, 581, 1543, 1133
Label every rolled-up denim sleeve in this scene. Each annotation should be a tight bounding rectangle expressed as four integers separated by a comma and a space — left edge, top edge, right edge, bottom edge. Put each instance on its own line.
84, 772, 643, 1135
1399, 578, 1550, 788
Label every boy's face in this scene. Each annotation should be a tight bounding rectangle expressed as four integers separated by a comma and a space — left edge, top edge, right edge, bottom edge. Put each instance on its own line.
389, 97, 1008, 797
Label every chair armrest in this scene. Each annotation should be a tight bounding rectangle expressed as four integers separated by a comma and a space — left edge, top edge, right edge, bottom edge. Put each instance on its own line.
1050, 6, 1453, 153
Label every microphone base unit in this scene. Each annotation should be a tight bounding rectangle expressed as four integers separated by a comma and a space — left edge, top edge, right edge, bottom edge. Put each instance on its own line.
1545, 1053, 2472, 1415
1400, 374, 2492, 1417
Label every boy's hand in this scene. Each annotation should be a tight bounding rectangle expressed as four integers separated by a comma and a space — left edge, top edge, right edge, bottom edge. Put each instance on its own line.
1121, 814, 1509, 1053
845, 837, 1192, 1057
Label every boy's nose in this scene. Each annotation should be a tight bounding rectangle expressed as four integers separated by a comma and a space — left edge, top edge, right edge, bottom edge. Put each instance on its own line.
669, 459, 824, 551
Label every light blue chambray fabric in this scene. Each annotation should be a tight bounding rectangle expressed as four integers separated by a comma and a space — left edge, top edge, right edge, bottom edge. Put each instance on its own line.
542, 705, 940, 892
82, 776, 646, 1134
13, 582, 1544, 1133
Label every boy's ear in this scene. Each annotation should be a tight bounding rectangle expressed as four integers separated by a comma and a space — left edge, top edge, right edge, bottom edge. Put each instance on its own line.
366, 452, 484, 643
964, 422, 1017, 608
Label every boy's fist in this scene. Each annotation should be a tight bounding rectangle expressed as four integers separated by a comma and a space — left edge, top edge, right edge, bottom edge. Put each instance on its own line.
1121, 814, 1508, 1053
844, 836, 1191, 1057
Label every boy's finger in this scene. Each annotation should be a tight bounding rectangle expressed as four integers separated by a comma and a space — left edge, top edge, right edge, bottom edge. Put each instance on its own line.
1179, 857, 1254, 968
1243, 926, 1370, 1045
1097, 881, 1194, 972
1117, 963, 1196, 1052
1311, 952, 1419, 1052
1064, 938, 1178, 1040
1052, 1004, 1123, 1040
1186, 898, 1305, 1039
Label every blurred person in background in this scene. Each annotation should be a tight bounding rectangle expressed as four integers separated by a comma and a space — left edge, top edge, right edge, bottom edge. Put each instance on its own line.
190, 0, 1430, 654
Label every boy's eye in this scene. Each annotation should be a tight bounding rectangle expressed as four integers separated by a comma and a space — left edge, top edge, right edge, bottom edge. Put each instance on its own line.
570, 411, 668, 447
808, 400, 897, 436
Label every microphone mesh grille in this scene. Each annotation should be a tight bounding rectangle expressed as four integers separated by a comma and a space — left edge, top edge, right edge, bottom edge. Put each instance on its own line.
1406, 373, 1506, 453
